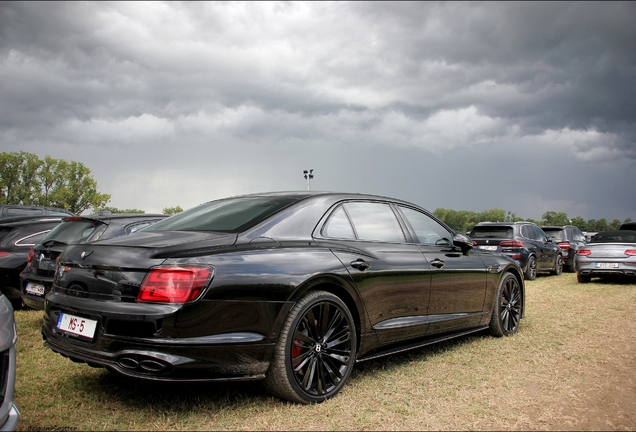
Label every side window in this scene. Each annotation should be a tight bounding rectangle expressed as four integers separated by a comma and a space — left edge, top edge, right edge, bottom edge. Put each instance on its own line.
534, 226, 547, 241
344, 202, 405, 243
574, 228, 585, 242
15, 230, 50, 246
127, 222, 150, 234
399, 206, 452, 245
322, 206, 355, 239
521, 225, 533, 239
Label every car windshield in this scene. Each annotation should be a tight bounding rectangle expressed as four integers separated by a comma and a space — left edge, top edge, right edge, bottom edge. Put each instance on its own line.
40, 219, 105, 245
590, 231, 636, 243
143, 196, 299, 233
470, 226, 514, 239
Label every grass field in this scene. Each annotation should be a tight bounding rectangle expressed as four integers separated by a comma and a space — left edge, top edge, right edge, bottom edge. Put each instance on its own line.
12, 273, 636, 430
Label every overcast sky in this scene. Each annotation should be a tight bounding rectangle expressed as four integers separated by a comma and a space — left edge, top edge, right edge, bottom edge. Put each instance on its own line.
1, 2, 635, 220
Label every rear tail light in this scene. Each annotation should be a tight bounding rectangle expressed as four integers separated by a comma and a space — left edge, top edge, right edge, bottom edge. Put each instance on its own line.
0, 251, 10, 258
499, 240, 524, 248
137, 266, 213, 304
577, 249, 592, 256
557, 242, 572, 250
625, 250, 636, 256
27, 248, 35, 264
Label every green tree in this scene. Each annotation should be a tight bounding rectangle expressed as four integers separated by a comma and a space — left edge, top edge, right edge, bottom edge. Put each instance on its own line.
99, 207, 146, 214
0, 152, 111, 214
542, 211, 570, 226
570, 216, 588, 231
608, 219, 622, 230
162, 205, 183, 215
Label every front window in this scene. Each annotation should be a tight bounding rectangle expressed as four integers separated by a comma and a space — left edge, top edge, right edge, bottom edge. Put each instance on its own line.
399, 206, 451, 245
143, 197, 299, 233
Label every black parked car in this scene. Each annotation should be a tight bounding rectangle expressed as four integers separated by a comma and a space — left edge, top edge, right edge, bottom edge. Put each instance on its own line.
469, 221, 563, 280
0, 216, 65, 307
0, 204, 73, 219
620, 221, 636, 230
540, 225, 587, 273
20, 213, 168, 310
42, 192, 525, 404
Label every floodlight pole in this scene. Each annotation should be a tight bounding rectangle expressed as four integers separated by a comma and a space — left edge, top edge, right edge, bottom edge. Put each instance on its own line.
303, 169, 314, 191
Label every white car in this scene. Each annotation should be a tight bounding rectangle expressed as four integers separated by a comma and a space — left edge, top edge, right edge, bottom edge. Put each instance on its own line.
576, 230, 636, 283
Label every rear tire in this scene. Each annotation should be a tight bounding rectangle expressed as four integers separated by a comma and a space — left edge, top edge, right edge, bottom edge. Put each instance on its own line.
489, 273, 522, 337
524, 256, 537, 280
551, 255, 563, 276
264, 291, 357, 404
577, 272, 591, 283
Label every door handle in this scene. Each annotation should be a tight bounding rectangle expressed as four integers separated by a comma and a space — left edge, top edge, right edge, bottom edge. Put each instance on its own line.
350, 259, 370, 271
430, 258, 445, 269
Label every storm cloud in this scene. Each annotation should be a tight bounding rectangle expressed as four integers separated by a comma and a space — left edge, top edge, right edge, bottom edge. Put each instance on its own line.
1, 2, 635, 220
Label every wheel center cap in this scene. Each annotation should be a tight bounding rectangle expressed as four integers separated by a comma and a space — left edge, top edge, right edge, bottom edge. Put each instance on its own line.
315, 344, 322, 353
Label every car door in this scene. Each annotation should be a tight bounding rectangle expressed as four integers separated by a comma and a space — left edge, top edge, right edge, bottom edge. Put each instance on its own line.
322, 201, 433, 343
397, 206, 489, 334
533, 225, 558, 269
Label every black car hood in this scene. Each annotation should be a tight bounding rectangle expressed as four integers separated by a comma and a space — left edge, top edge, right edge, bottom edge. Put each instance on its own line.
60, 231, 238, 267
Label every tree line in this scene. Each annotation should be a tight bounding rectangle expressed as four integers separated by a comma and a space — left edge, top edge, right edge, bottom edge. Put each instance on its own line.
433, 208, 631, 233
1, 152, 630, 225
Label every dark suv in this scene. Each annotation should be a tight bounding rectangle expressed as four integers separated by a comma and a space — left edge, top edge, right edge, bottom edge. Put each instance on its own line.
469, 221, 563, 280
0, 216, 66, 307
0, 204, 73, 219
20, 212, 168, 309
541, 225, 587, 273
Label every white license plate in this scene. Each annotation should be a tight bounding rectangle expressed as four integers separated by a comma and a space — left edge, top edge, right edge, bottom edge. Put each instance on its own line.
595, 262, 619, 268
479, 245, 497, 251
56, 313, 98, 339
25, 282, 46, 296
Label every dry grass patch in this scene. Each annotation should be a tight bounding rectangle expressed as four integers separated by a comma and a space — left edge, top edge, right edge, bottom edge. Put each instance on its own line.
13, 273, 636, 430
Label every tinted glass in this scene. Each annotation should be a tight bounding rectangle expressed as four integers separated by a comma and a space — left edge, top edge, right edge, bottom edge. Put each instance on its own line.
470, 226, 513, 239
144, 197, 298, 233
399, 206, 451, 245
322, 206, 355, 239
40, 220, 104, 245
542, 228, 566, 240
343, 202, 405, 243
533, 226, 548, 241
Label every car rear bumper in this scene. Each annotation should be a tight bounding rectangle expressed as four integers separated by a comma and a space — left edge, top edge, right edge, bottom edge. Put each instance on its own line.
42, 293, 291, 382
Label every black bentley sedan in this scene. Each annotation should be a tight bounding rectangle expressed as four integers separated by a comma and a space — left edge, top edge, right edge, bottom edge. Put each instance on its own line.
42, 192, 525, 404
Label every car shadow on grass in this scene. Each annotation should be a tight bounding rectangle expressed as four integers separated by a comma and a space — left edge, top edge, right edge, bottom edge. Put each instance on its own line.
61, 330, 490, 410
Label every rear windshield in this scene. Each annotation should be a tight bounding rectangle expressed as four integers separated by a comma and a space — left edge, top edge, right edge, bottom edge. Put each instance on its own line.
590, 231, 636, 243
143, 196, 299, 233
542, 228, 566, 240
470, 226, 514, 239
40, 219, 106, 245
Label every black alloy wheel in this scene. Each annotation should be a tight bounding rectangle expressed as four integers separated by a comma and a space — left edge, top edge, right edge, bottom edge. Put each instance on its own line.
525, 256, 537, 280
489, 273, 522, 337
264, 291, 357, 404
551, 255, 564, 276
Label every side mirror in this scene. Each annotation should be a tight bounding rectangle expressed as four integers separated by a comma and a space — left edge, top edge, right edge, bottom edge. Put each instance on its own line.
453, 232, 474, 256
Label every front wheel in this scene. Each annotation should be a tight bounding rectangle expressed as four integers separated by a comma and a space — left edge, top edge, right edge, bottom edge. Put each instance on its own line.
489, 273, 522, 337
264, 291, 357, 404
